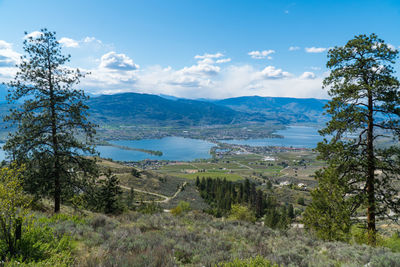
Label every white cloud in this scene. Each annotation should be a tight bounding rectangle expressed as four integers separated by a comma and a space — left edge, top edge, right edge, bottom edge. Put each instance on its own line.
0, 40, 21, 68
194, 52, 224, 59
300, 71, 316, 79
305, 47, 327, 53
257, 66, 291, 79
24, 31, 43, 39
181, 64, 220, 76
58, 37, 79, 48
99, 51, 139, 71
289, 46, 300, 51
310, 66, 321, 71
248, 50, 275, 59
0, 40, 12, 50
0, 41, 20, 81
83, 36, 103, 45
387, 43, 397, 51
81, 49, 328, 99
216, 58, 231, 64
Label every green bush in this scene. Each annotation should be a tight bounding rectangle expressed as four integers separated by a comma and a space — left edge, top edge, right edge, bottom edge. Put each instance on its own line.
218, 255, 278, 267
2, 220, 74, 265
171, 201, 191, 216
382, 232, 400, 252
228, 204, 256, 223
137, 202, 162, 214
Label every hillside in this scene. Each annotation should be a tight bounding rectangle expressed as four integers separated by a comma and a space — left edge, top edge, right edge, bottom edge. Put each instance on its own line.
214, 96, 329, 123
87, 93, 329, 127
0, 92, 330, 133
87, 93, 270, 127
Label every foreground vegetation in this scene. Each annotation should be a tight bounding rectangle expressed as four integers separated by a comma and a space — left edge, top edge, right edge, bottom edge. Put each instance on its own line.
2, 204, 400, 266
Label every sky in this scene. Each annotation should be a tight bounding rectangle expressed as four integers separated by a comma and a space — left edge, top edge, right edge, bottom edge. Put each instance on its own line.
0, 0, 399, 99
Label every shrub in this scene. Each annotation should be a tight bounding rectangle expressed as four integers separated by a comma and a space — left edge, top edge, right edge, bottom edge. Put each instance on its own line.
382, 232, 400, 252
137, 202, 162, 214
297, 197, 305, 206
2, 218, 74, 265
0, 165, 31, 259
228, 204, 256, 223
171, 201, 191, 216
218, 255, 278, 267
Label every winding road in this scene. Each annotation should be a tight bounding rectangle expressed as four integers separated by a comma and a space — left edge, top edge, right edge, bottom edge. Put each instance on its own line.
120, 181, 187, 204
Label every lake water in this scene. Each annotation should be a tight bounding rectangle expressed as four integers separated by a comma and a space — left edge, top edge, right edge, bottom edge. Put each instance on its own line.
0, 126, 327, 162
220, 126, 326, 148
97, 137, 215, 161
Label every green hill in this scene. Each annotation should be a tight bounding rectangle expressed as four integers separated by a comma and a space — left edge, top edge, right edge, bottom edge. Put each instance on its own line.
87, 92, 270, 126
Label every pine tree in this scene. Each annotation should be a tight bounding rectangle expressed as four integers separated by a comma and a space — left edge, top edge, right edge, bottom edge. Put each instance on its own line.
243, 178, 250, 203
255, 189, 264, 218
303, 167, 352, 241
4, 29, 97, 213
98, 169, 123, 214
312, 33, 400, 245
125, 187, 136, 210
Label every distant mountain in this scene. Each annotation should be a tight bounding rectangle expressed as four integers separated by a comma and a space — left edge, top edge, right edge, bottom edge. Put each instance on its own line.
213, 96, 329, 123
87, 93, 270, 126
0, 92, 329, 129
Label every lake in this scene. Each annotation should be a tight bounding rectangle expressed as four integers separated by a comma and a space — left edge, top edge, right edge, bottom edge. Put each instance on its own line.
220, 126, 326, 148
0, 126, 327, 162
97, 137, 216, 161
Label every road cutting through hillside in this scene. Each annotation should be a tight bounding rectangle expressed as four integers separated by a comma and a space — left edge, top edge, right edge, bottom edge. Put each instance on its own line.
120, 181, 187, 204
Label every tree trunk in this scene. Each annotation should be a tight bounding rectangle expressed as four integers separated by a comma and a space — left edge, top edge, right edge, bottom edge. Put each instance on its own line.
47, 48, 61, 213
366, 90, 376, 245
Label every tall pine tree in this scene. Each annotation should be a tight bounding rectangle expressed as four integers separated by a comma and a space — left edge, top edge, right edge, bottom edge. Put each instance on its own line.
309, 33, 400, 245
4, 29, 97, 213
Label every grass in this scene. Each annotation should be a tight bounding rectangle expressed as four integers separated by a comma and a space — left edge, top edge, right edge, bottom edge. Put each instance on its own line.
23, 208, 400, 266
175, 171, 244, 181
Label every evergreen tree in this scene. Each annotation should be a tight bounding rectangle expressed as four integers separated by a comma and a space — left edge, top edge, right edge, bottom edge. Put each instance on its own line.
98, 169, 123, 214
312, 33, 400, 245
243, 178, 250, 203
304, 167, 352, 241
125, 187, 136, 210
4, 29, 97, 213
288, 203, 295, 219
255, 189, 264, 218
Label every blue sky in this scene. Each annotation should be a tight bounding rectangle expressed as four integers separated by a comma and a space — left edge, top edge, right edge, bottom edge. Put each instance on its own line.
0, 0, 399, 99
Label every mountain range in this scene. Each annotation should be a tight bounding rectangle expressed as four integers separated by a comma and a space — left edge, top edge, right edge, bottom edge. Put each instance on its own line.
87, 92, 329, 126
0, 83, 329, 127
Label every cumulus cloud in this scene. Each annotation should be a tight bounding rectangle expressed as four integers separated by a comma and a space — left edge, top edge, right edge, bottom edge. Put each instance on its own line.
257, 66, 291, 79
289, 46, 300, 51
300, 71, 316, 79
194, 52, 224, 59
216, 58, 231, 64
24, 31, 43, 39
0, 41, 20, 81
248, 50, 275, 59
0, 40, 20, 68
58, 37, 79, 48
83, 36, 102, 44
99, 51, 139, 71
0, 40, 12, 50
180, 64, 220, 76
305, 47, 327, 53
81, 49, 328, 99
